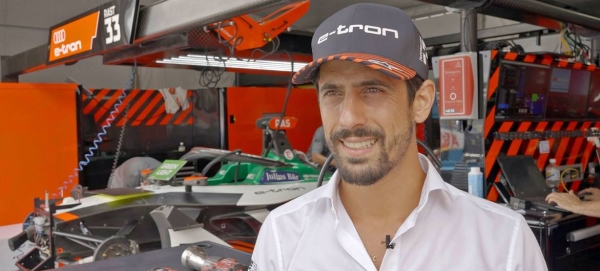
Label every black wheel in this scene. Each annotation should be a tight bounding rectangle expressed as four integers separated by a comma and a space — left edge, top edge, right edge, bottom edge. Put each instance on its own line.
92, 236, 140, 261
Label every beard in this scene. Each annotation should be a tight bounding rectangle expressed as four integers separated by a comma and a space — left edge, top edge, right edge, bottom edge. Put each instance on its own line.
328, 123, 413, 186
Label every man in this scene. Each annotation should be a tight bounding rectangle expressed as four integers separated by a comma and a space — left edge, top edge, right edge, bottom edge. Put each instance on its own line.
250, 3, 546, 271
546, 187, 600, 217
307, 126, 336, 169
108, 157, 162, 188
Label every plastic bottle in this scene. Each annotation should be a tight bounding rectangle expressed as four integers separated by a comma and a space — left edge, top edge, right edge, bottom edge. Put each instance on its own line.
468, 167, 484, 198
545, 158, 560, 190
178, 142, 186, 152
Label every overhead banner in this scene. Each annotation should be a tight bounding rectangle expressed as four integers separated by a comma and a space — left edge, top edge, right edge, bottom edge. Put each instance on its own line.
47, 0, 139, 64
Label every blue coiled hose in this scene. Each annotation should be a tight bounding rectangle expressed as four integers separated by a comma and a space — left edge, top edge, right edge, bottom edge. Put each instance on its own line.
53, 60, 138, 198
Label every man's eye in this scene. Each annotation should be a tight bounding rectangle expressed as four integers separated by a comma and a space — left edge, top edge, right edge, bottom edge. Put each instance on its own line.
365, 88, 382, 93
323, 90, 340, 96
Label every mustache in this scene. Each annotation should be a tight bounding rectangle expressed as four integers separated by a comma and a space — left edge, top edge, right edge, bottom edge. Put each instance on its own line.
330, 127, 384, 142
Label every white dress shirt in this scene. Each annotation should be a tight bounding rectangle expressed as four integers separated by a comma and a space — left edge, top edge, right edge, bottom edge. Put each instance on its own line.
250, 154, 548, 271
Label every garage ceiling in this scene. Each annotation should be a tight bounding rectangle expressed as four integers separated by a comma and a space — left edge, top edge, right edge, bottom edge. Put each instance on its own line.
3, 0, 599, 78
281, 0, 426, 32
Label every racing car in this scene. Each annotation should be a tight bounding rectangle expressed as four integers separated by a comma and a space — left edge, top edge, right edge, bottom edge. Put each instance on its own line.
8, 116, 332, 270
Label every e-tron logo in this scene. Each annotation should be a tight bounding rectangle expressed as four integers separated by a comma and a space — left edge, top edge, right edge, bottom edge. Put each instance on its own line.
53, 29, 66, 44
54, 41, 83, 57
317, 24, 399, 44
52, 28, 83, 57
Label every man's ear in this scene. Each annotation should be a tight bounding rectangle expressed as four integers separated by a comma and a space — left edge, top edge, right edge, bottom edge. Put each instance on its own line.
412, 79, 436, 124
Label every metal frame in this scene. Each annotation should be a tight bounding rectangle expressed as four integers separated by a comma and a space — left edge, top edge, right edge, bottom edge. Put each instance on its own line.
417, 0, 600, 36
219, 88, 226, 150
1, 56, 18, 82
460, 9, 478, 52
425, 23, 547, 47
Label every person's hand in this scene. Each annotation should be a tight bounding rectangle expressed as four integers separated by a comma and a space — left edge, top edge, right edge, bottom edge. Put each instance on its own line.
578, 187, 600, 201
546, 190, 582, 212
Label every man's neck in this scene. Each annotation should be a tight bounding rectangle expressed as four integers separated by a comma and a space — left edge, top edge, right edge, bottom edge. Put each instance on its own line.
338, 149, 426, 227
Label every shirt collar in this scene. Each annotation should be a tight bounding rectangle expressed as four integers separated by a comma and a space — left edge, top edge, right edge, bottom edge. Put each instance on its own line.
319, 153, 453, 215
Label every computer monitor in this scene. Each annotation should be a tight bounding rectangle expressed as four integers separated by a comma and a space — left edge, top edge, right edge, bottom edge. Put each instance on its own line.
495, 61, 550, 121
549, 68, 571, 93
586, 70, 600, 119
546, 68, 591, 119
496, 155, 552, 199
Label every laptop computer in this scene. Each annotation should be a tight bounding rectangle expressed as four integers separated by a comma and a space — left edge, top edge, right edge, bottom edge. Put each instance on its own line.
496, 155, 568, 212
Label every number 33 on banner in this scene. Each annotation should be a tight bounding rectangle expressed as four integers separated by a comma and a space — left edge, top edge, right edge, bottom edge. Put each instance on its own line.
104, 14, 121, 45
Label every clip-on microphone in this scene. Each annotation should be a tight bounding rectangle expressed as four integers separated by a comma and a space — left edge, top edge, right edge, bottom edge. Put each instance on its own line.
385, 235, 395, 249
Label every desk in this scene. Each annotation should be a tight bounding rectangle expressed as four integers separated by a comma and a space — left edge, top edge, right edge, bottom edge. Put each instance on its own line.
56, 241, 251, 271
525, 211, 600, 271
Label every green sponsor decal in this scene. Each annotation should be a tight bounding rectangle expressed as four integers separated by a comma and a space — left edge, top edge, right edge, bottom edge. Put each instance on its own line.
148, 160, 187, 181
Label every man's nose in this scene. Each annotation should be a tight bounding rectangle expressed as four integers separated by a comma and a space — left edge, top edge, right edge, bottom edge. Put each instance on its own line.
339, 93, 367, 130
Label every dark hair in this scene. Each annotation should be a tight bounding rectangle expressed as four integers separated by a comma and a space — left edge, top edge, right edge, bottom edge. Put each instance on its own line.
313, 69, 424, 105
405, 75, 424, 106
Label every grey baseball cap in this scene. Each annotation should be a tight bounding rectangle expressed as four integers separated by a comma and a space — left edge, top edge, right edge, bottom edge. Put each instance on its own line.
292, 3, 429, 85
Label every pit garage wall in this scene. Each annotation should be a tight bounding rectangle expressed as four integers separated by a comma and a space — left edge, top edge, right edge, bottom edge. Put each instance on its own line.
0, 83, 79, 226
226, 87, 322, 156
80, 86, 328, 189
79, 88, 222, 189
484, 51, 600, 202
83, 86, 327, 157
81, 88, 221, 153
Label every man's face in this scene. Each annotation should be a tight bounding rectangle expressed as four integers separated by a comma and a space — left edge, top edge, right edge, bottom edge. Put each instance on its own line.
317, 60, 415, 186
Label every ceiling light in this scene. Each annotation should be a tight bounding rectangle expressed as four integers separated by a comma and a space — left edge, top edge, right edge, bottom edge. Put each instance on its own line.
157, 54, 308, 72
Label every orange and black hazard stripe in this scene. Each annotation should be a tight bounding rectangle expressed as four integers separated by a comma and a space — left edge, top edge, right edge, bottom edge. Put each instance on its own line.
484, 51, 599, 200
82, 89, 194, 127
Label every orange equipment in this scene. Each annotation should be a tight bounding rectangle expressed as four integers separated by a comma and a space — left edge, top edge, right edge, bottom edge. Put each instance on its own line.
210, 1, 310, 51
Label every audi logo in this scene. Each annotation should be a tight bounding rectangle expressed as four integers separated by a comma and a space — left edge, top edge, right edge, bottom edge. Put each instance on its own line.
53, 29, 66, 44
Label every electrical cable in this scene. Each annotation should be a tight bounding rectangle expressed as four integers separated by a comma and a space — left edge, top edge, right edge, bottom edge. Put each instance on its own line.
198, 64, 226, 88
199, 19, 281, 89
54, 60, 137, 198
275, 50, 295, 132
197, 20, 237, 89
263, 50, 294, 158
565, 25, 591, 63
201, 19, 294, 158
559, 23, 591, 62
198, 49, 227, 89
248, 36, 280, 61
316, 153, 335, 188
417, 139, 442, 170
234, 161, 241, 183
461, 0, 492, 52
560, 168, 579, 192
108, 89, 132, 188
